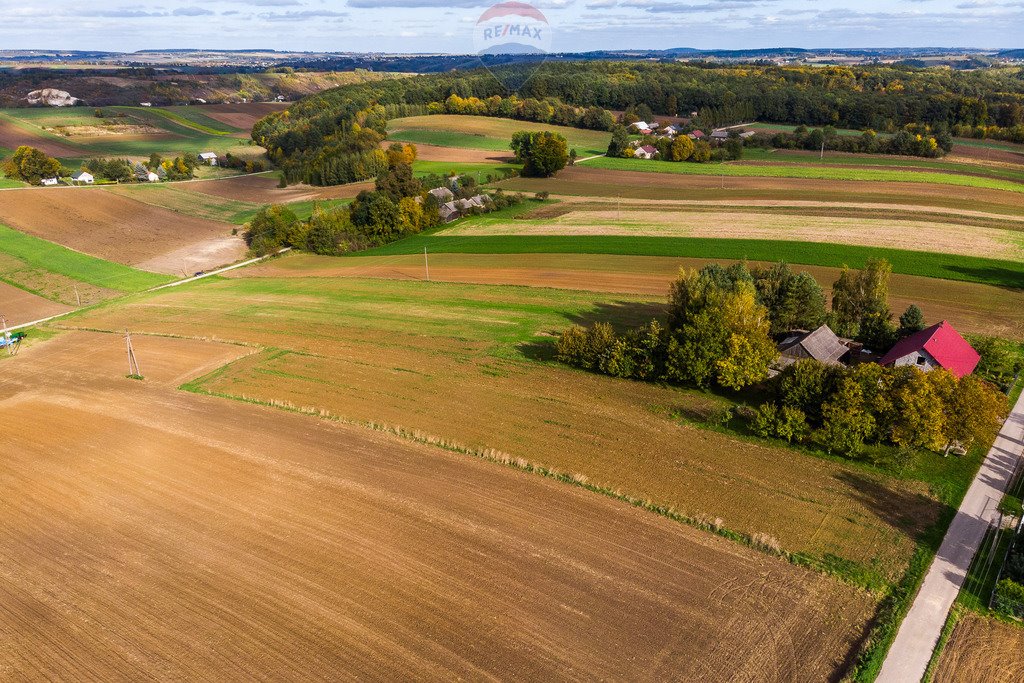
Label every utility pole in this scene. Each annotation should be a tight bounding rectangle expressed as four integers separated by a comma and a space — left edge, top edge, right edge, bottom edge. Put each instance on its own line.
125, 329, 141, 377
423, 246, 430, 282
820, 138, 826, 160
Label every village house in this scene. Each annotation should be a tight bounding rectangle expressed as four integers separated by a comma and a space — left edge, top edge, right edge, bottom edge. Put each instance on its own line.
440, 201, 460, 223
428, 186, 454, 203
710, 130, 731, 142
688, 130, 706, 140
633, 144, 658, 160
776, 325, 851, 368
41, 177, 59, 186
629, 121, 652, 134
878, 321, 980, 378
71, 171, 94, 184
198, 152, 218, 166
662, 124, 681, 137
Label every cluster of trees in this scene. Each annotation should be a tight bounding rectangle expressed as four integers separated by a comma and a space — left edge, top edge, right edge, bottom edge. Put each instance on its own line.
430, 94, 615, 131
754, 357, 1007, 456
220, 152, 268, 174
145, 153, 197, 181
2, 146, 62, 184
82, 157, 136, 182
246, 144, 526, 255
510, 131, 569, 177
556, 262, 826, 392
746, 124, 950, 158
994, 528, 1024, 619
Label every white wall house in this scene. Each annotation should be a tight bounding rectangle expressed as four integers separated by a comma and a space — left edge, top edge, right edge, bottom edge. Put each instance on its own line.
71, 171, 94, 184
199, 152, 218, 166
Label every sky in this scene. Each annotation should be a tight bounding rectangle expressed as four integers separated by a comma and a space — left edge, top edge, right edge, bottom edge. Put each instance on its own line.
0, 0, 1021, 53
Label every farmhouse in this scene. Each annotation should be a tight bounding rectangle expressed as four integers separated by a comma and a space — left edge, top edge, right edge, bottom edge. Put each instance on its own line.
71, 171, 94, 184
634, 145, 658, 160
439, 201, 460, 223
41, 177, 59, 186
428, 186, 454, 203
777, 325, 851, 368
710, 130, 731, 142
198, 152, 218, 166
663, 125, 681, 136
630, 121, 651, 133
878, 321, 980, 378
688, 130, 706, 140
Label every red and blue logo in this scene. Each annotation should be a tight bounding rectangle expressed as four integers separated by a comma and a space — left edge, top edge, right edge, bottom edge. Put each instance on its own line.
473, 2, 552, 56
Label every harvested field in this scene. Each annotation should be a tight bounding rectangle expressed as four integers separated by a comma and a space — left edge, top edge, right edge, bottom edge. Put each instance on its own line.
382, 141, 514, 163
387, 115, 611, 156
68, 277, 946, 582
0, 281, 72, 325
496, 166, 1024, 215
442, 209, 1024, 260
187, 173, 373, 203
198, 102, 289, 130
236, 252, 1024, 340
0, 330, 874, 681
0, 116, 83, 157
104, 184, 260, 224
933, 613, 1024, 682
0, 188, 233, 269
953, 143, 1024, 165
133, 235, 247, 275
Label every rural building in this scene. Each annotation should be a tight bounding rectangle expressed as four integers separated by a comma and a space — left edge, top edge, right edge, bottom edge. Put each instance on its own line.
41, 177, 58, 186
688, 130, 705, 140
630, 121, 650, 131
146, 171, 160, 182
71, 171, 94, 184
439, 201, 460, 223
777, 325, 851, 367
710, 130, 731, 142
663, 125, 681, 136
878, 321, 980, 378
634, 145, 658, 159
198, 152, 218, 166
739, 130, 756, 139
428, 187, 454, 203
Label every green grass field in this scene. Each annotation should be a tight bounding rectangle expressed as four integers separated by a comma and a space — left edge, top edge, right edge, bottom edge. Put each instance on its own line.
581, 155, 1024, 193
0, 224, 171, 292
389, 115, 612, 157
412, 159, 521, 178
355, 233, 1024, 290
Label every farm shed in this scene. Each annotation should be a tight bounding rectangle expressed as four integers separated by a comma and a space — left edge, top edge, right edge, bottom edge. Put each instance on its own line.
198, 152, 218, 166
777, 325, 851, 367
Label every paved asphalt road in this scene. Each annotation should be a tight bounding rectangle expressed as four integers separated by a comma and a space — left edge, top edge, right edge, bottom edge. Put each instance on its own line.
877, 389, 1024, 683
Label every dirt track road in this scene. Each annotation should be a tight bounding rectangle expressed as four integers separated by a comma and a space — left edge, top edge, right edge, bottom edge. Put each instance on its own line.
877, 390, 1024, 683
0, 331, 873, 681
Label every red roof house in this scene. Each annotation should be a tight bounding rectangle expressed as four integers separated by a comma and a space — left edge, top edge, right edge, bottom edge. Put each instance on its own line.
878, 321, 980, 378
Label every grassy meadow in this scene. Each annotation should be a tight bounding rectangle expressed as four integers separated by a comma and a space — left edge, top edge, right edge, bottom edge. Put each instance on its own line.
389, 115, 612, 157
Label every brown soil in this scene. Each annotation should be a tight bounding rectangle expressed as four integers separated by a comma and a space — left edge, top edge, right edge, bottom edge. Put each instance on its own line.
952, 144, 1024, 165
0, 118, 83, 157
933, 613, 1024, 683
199, 102, 289, 130
187, 174, 372, 203
133, 235, 247, 275
234, 252, 1024, 341
0, 330, 874, 681
0, 281, 72, 325
0, 188, 233, 268
497, 166, 1024, 214
382, 141, 515, 163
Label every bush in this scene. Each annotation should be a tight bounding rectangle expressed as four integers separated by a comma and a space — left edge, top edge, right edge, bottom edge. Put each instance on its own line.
750, 403, 810, 443
993, 578, 1024, 619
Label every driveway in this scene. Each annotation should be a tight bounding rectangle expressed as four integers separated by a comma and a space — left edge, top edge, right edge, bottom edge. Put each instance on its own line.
877, 389, 1024, 682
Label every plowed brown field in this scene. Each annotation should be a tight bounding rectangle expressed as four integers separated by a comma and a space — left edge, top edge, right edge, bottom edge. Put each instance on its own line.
0, 330, 875, 681
0, 281, 72, 325
188, 174, 372, 203
0, 118, 83, 157
934, 613, 1024, 683
66, 278, 943, 580
0, 188, 233, 268
381, 141, 515, 163
199, 102, 288, 130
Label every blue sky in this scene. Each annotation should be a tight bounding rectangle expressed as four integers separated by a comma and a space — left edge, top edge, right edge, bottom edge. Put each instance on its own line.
0, 0, 1021, 52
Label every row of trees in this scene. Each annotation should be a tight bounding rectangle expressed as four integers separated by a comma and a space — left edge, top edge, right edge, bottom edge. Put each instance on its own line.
433, 94, 615, 131
753, 357, 1006, 456
745, 125, 950, 158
